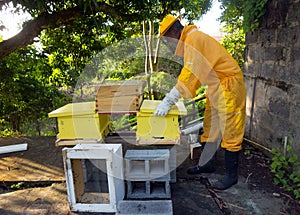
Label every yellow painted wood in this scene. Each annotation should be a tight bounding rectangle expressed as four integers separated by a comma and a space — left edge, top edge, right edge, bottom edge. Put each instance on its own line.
136, 100, 187, 143
137, 113, 180, 140
48, 102, 96, 117
139, 100, 187, 115
48, 102, 110, 140
136, 138, 180, 145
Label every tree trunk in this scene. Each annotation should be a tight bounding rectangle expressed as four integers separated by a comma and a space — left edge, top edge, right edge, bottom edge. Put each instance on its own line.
142, 20, 159, 100
35, 118, 41, 136
10, 114, 21, 132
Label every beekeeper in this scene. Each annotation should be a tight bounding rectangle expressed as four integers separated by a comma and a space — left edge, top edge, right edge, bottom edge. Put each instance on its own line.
154, 14, 246, 190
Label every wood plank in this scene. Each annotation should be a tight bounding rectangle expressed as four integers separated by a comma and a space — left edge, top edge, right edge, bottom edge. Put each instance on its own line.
0, 143, 28, 154
98, 111, 138, 114
136, 138, 180, 145
97, 92, 143, 99
97, 85, 144, 98
96, 81, 145, 96
96, 95, 141, 105
96, 95, 143, 112
55, 139, 100, 146
72, 159, 85, 202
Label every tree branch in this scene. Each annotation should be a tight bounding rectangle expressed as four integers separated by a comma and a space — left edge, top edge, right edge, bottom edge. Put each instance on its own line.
95, 2, 139, 22
0, 1, 142, 59
0, 6, 82, 58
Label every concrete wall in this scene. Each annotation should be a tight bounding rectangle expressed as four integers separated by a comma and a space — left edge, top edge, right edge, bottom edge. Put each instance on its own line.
244, 0, 300, 153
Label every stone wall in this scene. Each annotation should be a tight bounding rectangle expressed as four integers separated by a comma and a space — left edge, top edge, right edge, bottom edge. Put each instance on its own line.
244, 0, 300, 153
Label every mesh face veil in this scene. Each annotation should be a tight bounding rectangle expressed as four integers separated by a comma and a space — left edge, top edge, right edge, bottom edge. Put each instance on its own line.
159, 14, 182, 38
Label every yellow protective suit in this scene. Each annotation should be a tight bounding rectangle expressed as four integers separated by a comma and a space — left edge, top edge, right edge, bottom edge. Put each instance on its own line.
174, 25, 246, 152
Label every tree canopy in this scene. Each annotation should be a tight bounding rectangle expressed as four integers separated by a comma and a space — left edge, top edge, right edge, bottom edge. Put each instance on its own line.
218, 0, 269, 32
0, 0, 212, 135
0, 0, 212, 58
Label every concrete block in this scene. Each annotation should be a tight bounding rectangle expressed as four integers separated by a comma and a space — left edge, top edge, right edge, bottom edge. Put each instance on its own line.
127, 180, 171, 199
169, 146, 176, 183
125, 149, 170, 181
117, 200, 173, 215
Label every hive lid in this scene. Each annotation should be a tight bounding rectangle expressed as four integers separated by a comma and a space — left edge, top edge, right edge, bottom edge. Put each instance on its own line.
139, 100, 187, 115
48, 101, 96, 118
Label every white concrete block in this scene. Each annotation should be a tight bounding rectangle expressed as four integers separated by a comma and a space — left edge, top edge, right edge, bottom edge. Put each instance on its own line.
127, 180, 171, 199
125, 149, 170, 181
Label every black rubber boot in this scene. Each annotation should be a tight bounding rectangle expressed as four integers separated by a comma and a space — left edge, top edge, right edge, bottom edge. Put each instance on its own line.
212, 150, 239, 190
187, 142, 216, 175
186, 158, 216, 174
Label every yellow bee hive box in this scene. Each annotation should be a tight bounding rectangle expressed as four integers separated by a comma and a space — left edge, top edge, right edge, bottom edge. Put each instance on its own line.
136, 100, 187, 145
48, 102, 110, 145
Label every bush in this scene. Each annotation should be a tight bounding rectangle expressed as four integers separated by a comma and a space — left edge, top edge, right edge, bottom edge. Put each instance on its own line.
271, 145, 300, 199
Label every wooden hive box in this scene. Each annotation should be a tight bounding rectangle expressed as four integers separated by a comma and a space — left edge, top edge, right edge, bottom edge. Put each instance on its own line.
95, 80, 145, 113
48, 102, 110, 144
62, 143, 124, 213
136, 100, 187, 145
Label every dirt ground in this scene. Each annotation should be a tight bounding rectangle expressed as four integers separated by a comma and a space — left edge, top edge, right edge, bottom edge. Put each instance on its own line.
0, 135, 300, 215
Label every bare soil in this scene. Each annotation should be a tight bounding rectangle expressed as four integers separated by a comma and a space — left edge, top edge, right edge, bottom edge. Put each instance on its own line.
174, 139, 300, 215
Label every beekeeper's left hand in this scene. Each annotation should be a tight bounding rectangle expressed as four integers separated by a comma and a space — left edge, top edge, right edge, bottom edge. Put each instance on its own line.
154, 87, 181, 116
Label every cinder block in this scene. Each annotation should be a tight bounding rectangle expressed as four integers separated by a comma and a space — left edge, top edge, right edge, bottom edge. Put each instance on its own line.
117, 200, 173, 215
169, 146, 176, 183
62, 143, 124, 213
126, 180, 171, 199
125, 149, 170, 181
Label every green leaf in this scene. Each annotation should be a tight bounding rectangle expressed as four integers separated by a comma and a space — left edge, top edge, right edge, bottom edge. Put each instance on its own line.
288, 154, 299, 163
273, 178, 280, 185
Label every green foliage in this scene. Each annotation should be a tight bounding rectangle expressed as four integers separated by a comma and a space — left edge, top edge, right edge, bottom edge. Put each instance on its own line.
20, 118, 57, 136
271, 145, 300, 199
10, 182, 26, 190
0, 119, 19, 137
243, 0, 269, 31
219, 0, 269, 32
111, 114, 137, 131
0, 46, 69, 134
93, 37, 146, 82
0, 129, 19, 137
7, 0, 213, 24
195, 87, 206, 113
181, 0, 212, 22
41, 23, 109, 87
150, 71, 178, 100
243, 145, 252, 156
220, 18, 245, 68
